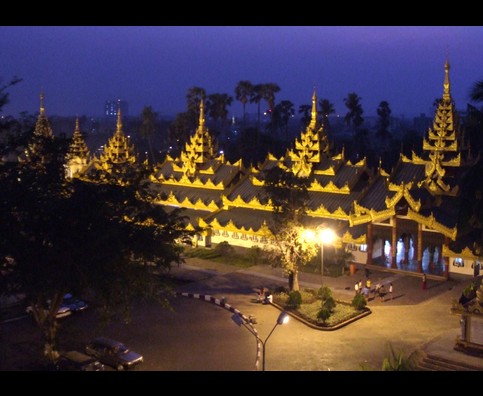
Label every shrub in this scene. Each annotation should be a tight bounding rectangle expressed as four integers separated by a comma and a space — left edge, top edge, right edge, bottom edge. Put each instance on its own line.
322, 296, 336, 312
287, 290, 302, 308
352, 293, 367, 310
300, 289, 317, 304
317, 286, 332, 301
273, 285, 289, 294
317, 307, 331, 321
214, 241, 234, 256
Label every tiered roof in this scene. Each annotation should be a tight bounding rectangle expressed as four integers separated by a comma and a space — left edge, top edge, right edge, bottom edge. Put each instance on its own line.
65, 117, 91, 177
95, 107, 137, 173
349, 61, 476, 240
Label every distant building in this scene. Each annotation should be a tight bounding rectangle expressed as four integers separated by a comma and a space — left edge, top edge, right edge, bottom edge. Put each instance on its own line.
105, 99, 128, 117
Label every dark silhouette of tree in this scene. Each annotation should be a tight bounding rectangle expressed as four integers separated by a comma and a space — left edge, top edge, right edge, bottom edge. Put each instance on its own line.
139, 106, 157, 164
469, 79, 483, 103
298, 104, 311, 129
376, 101, 392, 149
250, 84, 264, 129
168, 112, 192, 155
186, 86, 206, 122
343, 92, 364, 136
318, 99, 335, 134
0, 131, 193, 366
235, 80, 253, 123
271, 100, 294, 138
206, 93, 233, 131
0, 76, 22, 113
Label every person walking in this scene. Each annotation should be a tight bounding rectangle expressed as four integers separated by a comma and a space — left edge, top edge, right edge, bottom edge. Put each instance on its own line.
354, 282, 359, 295
389, 283, 393, 300
379, 284, 386, 302
422, 273, 427, 290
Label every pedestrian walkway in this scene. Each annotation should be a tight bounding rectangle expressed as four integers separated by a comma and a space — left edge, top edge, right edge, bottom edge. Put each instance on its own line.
176, 256, 483, 370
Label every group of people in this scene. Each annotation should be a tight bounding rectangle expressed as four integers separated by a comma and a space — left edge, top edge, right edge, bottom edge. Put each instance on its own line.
257, 287, 273, 304
355, 278, 393, 302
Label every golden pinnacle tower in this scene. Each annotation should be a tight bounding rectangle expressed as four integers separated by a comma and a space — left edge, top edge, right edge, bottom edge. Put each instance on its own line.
65, 117, 91, 178
96, 104, 136, 173
180, 99, 218, 177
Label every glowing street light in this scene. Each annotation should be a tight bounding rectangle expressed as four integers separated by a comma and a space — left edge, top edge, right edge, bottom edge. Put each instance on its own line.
232, 310, 289, 371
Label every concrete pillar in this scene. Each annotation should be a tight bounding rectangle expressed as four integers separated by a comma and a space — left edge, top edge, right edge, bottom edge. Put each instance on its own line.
366, 222, 373, 266
391, 215, 397, 269
417, 223, 423, 273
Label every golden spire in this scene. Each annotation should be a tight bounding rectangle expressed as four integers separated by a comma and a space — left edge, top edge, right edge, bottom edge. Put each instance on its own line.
75, 116, 80, 133
40, 90, 45, 116
199, 99, 205, 128
309, 88, 317, 129
443, 59, 451, 102
116, 102, 123, 134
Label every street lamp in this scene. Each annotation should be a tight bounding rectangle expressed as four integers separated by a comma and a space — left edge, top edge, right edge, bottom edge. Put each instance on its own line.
232, 310, 289, 371
262, 311, 289, 371
318, 228, 336, 277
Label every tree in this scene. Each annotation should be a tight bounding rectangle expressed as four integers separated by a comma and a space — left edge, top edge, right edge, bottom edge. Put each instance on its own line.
298, 104, 311, 129
206, 93, 233, 131
250, 84, 264, 129
168, 111, 193, 154
343, 92, 364, 135
318, 99, 335, 134
260, 83, 281, 134
139, 106, 157, 164
259, 167, 317, 291
0, 129, 193, 366
376, 101, 392, 149
235, 80, 253, 123
186, 86, 206, 123
0, 76, 22, 113
469, 80, 483, 103
271, 100, 294, 138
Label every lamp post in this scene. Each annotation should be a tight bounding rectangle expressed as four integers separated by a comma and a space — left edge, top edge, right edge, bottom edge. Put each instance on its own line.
261, 311, 289, 371
232, 310, 289, 371
318, 228, 336, 277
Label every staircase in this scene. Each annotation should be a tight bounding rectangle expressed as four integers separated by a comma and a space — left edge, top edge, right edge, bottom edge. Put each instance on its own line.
416, 352, 482, 371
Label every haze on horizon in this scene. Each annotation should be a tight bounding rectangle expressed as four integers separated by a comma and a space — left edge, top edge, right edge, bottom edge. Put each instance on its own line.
1, 26, 482, 119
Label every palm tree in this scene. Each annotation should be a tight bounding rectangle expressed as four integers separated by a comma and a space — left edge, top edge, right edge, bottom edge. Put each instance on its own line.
186, 87, 206, 122
272, 100, 294, 138
376, 101, 392, 149
344, 92, 364, 136
469, 80, 483, 103
298, 104, 311, 128
139, 106, 157, 164
206, 93, 233, 132
250, 84, 264, 129
260, 83, 281, 135
319, 99, 335, 133
235, 80, 253, 123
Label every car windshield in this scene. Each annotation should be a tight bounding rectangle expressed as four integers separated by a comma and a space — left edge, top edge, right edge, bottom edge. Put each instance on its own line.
113, 344, 128, 354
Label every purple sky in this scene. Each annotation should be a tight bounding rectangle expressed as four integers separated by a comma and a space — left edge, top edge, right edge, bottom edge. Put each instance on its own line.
1, 26, 482, 119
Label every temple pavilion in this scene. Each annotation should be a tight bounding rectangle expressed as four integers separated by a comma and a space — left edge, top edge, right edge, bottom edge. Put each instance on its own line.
59, 62, 481, 279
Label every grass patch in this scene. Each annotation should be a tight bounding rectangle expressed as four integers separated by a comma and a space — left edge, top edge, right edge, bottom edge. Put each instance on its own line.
183, 245, 266, 269
273, 289, 365, 327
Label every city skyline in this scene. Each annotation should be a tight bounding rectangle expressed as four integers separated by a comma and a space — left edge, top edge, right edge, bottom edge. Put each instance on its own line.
1, 26, 483, 119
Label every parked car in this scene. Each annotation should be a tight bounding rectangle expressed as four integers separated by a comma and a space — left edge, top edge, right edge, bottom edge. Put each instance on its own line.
85, 337, 143, 370
26, 302, 71, 319
55, 350, 105, 371
61, 293, 88, 312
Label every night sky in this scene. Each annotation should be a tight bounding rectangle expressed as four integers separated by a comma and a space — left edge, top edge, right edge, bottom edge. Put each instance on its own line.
1, 26, 482, 119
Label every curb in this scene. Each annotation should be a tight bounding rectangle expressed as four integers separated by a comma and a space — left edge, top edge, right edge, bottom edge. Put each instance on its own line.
270, 301, 372, 331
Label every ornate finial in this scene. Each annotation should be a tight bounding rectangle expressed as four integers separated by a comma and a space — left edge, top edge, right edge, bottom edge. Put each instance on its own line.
443, 59, 451, 101
40, 90, 45, 116
309, 88, 317, 129
116, 101, 123, 134
75, 116, 80, 133
199, 99, 205, 128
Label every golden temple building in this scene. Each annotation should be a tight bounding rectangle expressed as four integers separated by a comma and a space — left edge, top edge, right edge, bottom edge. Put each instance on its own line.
57, 63, 482, 279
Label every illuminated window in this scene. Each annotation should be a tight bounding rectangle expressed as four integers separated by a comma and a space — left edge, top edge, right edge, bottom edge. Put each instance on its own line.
359, 244, 368, 252
452, 258, 464, 267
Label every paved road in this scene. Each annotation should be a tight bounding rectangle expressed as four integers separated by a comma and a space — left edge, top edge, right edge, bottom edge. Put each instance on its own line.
1, 258, 481, 371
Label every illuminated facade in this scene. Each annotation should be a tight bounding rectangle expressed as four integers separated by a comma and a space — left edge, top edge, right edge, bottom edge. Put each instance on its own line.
58, 63, 481, 279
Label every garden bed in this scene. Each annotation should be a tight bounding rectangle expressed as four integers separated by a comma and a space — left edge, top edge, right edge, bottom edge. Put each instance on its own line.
272, 288, 371, 330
